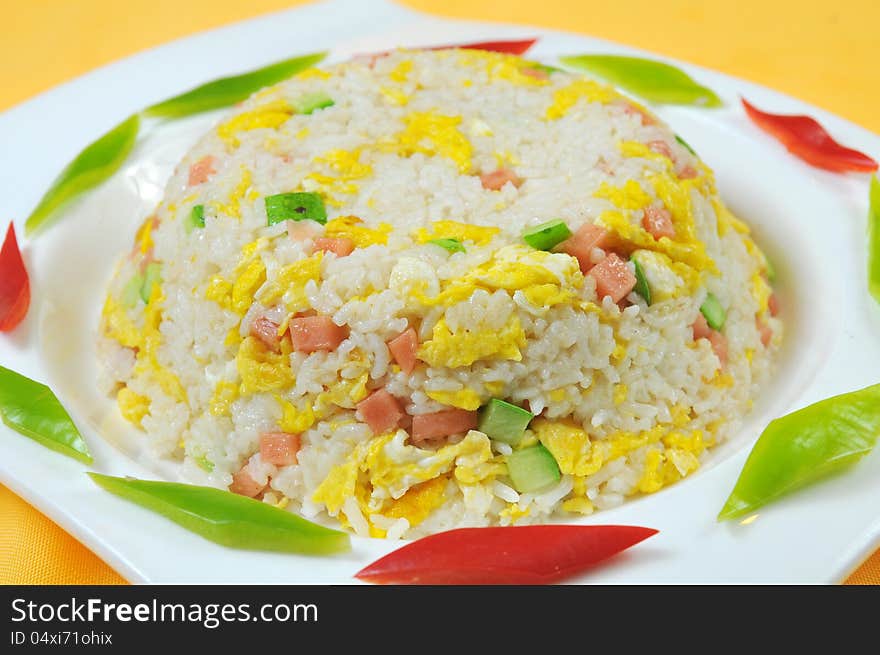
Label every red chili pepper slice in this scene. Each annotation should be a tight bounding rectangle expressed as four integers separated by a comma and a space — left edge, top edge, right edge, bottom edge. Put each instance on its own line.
355, 524, 658, 585
742, 98, 878, 173
0, 223, 30, 333
428, 38, 537, 55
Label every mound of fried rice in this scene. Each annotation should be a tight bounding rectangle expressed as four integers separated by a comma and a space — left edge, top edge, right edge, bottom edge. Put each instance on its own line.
98, 49, 781, 539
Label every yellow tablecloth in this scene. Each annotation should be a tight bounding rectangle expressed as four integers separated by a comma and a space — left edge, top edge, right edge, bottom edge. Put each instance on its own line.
0, 0, 877, 585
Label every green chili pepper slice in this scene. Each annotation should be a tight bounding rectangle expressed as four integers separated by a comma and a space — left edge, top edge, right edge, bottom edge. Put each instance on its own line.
25, 114, 141, 236
0, 366, 92, 463
143, 52, 327, 118
88, 473, 351, 555
869, 176, 880, 306
719, 383, 880, 520
428, 238, 466, 253
558, 54, 722, 107
265, 192, 327, 225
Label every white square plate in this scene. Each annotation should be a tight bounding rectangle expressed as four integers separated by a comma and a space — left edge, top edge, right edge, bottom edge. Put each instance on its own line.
1, 0, 879, 583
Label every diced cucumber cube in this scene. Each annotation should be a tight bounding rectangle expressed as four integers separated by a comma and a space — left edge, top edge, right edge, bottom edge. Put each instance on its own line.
507, 445, 561, 493
700, 292, 726, 330
523, 219, 572, 251
478, 398, 533, 445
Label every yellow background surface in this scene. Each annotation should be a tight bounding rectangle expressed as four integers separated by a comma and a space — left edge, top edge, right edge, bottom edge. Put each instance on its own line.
0, 0, 877, 584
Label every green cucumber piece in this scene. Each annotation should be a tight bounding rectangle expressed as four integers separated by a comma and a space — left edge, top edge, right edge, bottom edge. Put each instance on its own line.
121, 273, 145, 308
507, 445, 561, 493
522, 219, 572, 251
140, 262, 162, 304
186, 204, 205, 234
265, 192, 327, 225
700, 292, 726, 330
428, 238, 465, 253
296, 92, 334, 115
478, 398, 534, 445
631, 256, 652, 305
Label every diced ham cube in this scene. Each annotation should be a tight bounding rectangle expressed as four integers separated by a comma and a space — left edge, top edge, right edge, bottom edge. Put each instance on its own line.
692, 313, 713, 341
357, 389, 405, 435
647, 140, 673, 159
558, 223, 612, 273
480, 168, 523, 191
520, 66, 550, 81
314, 237, 355, 257
411, 409, 478, 446
259, 432, 301, 466
708, 331, 728, 365
642, 205, 676, 240
229, 466, 265, 498
387, 328, 419, 374
188, 155, 217, 186
678, 165, 699, 180
621, 102, 656, 126
758, 320, 773, 347
289, 316, 348, 353
588, 253, 637, 303
768, 293, 780, 317
250, 316, 282, 351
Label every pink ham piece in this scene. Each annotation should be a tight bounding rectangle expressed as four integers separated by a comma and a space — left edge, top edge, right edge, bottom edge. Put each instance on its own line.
678, 165, 699, 180
260, 432, 301, 466
411, 409, 478, 446
520, 66, 550, 81
691, 313, 713, 341
708, 331, 728, 365
357, 389, 405, 435
692, 314, 728, 365
768, 293, 780, 317
588, 253, 637, 303
188, 155, 217, 186
387, 328, 419, 374
642, 205, 676, 240
647, 140, 673, 159
314, 237, 355, 257
289, 316, 348, 353
757, 320, 773, 347
480, 169, 523, 191
229, 466, 265, 498
558, 223, 612, 273
621, 102, 655, 126
250, 316, 283, 351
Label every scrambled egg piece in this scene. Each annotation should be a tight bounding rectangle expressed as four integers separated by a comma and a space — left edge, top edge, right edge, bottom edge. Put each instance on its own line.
532, 419, 600, 477
305, 149, 373, 205
426, 388, 482, 411
383, 476, 448, 526
630, 249, 691, 300
414, 220, 500, 246
212, 168, 253, 220
324, 215, 391, 247
236, 336, 294, 395
277, 397, 317, 433
313, 430, 504, 528
209, 381, 239, 417
545, 80, 617, 120
418, 315, 526, 368
420, 245, 582, 308
594, 180, 653, 210
379, 87, 409, 106
206, 238, 269, 315
638, 430, 707, 493
257, 252, 322, 313
455, 49, 550, 86
382, 111, 473, 174
132, 285, 188, 403
117, 387, 150, 426
217, 100, 294, 147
